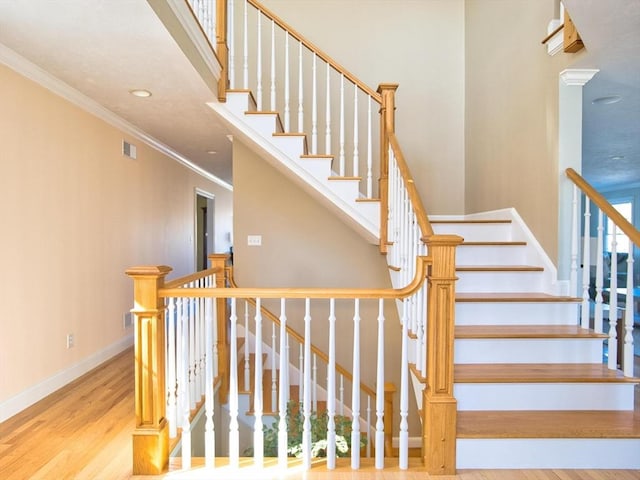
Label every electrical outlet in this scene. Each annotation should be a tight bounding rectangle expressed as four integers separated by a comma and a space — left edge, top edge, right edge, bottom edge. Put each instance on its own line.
66, 333, 74, 349
123, 312, 133, 329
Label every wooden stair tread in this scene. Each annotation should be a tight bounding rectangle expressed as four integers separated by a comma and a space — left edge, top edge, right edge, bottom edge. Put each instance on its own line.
457, 265, 544, 272
300, 154, 333, 159
430, 219, 512, 224
455, 363, 640, 383
355, 197, 380, 203
328, 176, 362, 181
461, 241, 527, 246
458, 410, 640, 438
456, 292, 581, 302
455, 325, 607, 339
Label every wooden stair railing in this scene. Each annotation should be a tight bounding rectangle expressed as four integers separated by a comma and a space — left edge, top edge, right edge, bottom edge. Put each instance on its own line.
566, 168, 639, 376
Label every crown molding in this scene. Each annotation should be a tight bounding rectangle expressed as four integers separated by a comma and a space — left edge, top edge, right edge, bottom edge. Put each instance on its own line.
560, 68, 600, 86
0, 43, 232, 191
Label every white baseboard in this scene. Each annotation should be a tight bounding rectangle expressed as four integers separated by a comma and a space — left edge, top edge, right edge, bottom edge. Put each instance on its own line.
0, 335, 134, 423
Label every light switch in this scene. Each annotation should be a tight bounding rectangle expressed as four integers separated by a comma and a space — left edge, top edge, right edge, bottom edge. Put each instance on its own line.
247, 235, 262, 246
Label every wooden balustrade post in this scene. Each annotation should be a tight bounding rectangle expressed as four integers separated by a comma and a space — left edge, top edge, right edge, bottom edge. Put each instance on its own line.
209, 253, 230, 403
125, 265, 173, 475
383, 382, 396, 457
216, 0, 228, 101
421, 235, 462, 475
377, 83, 399, 255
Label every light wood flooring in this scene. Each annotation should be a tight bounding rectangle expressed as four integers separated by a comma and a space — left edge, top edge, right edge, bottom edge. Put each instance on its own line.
0, 348, 639, 480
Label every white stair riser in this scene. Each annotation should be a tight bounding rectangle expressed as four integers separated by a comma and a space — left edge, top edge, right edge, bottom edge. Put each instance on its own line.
456, 302, 579, 326
457, 245, 526, 265
270, 135, 306, 159
455, 383, 635, 411
457, 438, 640, 469
225, 92, 254, 116
243, 114, 280, 138
456, 271, 545, 293
455, 338, 603, 364
328, 180, 361, 203
296, 157, 332, 180
353, 201, 379, 226
432, 223, 512, 242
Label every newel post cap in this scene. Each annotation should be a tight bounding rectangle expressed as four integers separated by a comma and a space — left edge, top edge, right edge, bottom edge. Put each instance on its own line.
125, 265, 173, 278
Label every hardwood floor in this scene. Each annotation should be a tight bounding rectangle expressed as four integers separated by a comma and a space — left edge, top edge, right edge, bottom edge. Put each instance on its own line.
0, 348, 638, 480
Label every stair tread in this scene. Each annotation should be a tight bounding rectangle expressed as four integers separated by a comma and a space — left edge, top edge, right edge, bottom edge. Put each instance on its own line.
461, 241, 527, 246
455, 325, 608, 339
456, 292, 581, 302
455, 363, 640, 383
430, 219, 512, 224
458, 410, 640, 438
457, 265, 544, 272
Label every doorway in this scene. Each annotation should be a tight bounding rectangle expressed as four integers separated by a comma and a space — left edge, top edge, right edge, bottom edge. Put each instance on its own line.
195, 189, 215, 271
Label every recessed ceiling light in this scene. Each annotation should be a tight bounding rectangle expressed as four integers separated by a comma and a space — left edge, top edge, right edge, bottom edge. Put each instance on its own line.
609, 155, 625, 161
592, 95, 621, 105
129, 89, 152, 98
207, 150, 217, 155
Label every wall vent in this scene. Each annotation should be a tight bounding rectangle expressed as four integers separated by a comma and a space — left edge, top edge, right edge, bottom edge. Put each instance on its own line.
122, 140, 137, 159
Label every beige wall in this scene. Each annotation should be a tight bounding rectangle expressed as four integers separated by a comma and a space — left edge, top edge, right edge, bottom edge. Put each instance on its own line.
0, 64, 232, 408
259, 0, 466, 215
464, 0, 576, 261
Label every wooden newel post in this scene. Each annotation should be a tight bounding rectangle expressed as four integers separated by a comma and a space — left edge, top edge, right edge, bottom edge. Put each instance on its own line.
422, 235, 462, 475
216, 0, 228, 102
383, 382, 396, 457
209, 254, 230, 403
377, 83, 399, 255
125, 265, 173, 475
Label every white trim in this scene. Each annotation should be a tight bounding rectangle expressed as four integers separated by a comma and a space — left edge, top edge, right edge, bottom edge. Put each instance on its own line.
0, 335, 134, 423
0, 43, 232, 192
560, 68, 599, 86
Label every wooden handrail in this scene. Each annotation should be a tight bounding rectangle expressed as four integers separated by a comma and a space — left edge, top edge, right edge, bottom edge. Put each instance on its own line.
227, 267, 377, 399
163, 266, 223, 289
541, 23, 564, 45
566, 168, 640, 247
389, 132, 434, 237
160, 256, 431, 299
245, 0, 382, 103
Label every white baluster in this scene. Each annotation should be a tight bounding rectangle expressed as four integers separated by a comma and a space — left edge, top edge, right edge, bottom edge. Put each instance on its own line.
242, 0, 248, 89
366, 96, 373, 198
284, 35, 290, 132
271, 322, 277, 412
299, 343, 304, 402
325, 63, 332, 155
399, 299, 409, 469
228, 0, 235, 88
375, 299, 385, 469
270, 20, 276, 111
278, 299, 288, 468
254, 298, 264, 466
256, 11, 263, 110
204, 297, 215, 468
623, 248, 635, 377
366, 395, 371, 459
595, 210, 604, 333
311, 53, 318, 154
175, 298, 184, 435
608, 225, 619, 370
244, 301, 250, 391
581, 199, 591, 328
352, 84, 359, 178
189, 293, 197, 410
181, 297, 192, 469
570, 186, 579, 297
339, 75, 345, 176
351, 299, 361, 470
302, 298, 312, 470
326, 298, 336, 469
298, 41, 304, 133
312, 353, 318, 412
229, 299, 240, 467
167, 298, 177, 438
339, 374, 344, 416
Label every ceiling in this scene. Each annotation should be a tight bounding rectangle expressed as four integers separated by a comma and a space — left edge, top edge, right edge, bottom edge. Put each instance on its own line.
0, 0, 637, 192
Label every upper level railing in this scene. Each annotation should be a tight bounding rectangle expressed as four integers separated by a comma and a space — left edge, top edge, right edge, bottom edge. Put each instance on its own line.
566, 168, 638, 377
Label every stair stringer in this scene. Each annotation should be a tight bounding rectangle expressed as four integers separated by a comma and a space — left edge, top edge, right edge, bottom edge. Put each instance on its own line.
208, 96, 380, 245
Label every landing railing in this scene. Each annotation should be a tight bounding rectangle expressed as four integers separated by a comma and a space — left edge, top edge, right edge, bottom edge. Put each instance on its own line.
566, 168, 639, 377
126, 252, 465, 474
